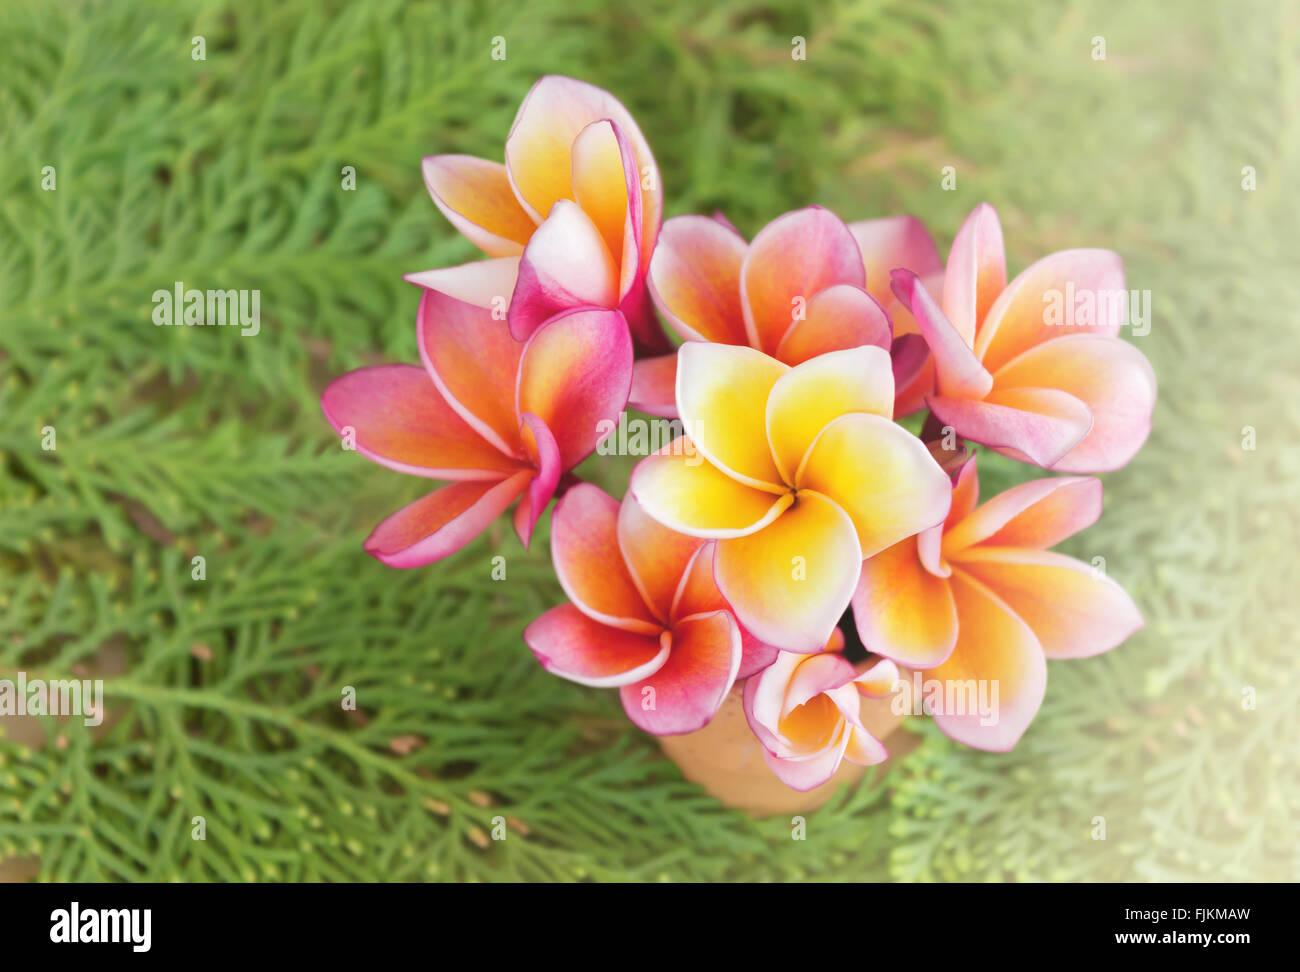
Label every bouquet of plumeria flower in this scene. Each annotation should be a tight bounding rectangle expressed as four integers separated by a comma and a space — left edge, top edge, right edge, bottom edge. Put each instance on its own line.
323, 76, 1154, 793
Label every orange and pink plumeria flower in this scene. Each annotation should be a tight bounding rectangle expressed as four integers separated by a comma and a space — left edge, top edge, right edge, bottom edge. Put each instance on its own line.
851, 454, 1144, 750
525, 484, 778, 734
321, 288, 631, 567
744, 642, 899, 791
891, 202, 1157, 472
325, 74, 1153, 790
409, 75, 667, 354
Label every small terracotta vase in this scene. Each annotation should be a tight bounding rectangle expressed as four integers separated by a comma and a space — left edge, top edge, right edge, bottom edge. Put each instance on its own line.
658, 668, 911, 816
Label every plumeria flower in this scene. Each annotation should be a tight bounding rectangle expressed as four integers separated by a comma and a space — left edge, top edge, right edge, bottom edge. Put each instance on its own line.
851, 455, 1144, 750
524, 485, 779, 734
629, 206, 898, 416
890, 202, 1156, 472
408, 75, 667, 353
743, 643, 899, 791
321, 289, 632, 567
630, 341, 952, 653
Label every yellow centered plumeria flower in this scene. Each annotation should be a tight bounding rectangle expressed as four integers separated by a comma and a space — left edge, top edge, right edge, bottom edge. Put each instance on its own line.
630, 342, 952, 653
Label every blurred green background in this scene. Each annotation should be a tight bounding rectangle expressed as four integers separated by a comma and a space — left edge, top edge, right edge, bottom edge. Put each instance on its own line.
2, 0, 1297, 881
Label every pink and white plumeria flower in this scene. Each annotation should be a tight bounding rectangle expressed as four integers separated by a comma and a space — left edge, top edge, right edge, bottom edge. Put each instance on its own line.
890, 203, 1157, 472
525, 484, 778, 735
743, 643, 899, 791
321, 289, 632, 567
851, 455, 1144, 750
409, 75, 667, 354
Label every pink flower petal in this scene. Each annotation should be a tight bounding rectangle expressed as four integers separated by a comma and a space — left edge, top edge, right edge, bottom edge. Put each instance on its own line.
761, 728, 852, 791
321, 365, 525, 479
740, 207, 865, 355
628, 353, 679, 419
926, 387, 1093, 470
736, 630, 780, 680
941, 202, 1006, 345
508, 200, 619, 341
514, 412, 562, 548
824, 682, 867, 728
571, 119, 642, 302
669, 541, 727, 621
783, 652, 860, 715
993, 333, 1156, 473
916, 523, 947, 578
516, 307, 633, 471
741, 652, 799, 752
853, 657, 902, 699
925, 570, 1047, 752
774, 284, 892, 365
842, 725, 890, 766
548, 483, 660, 634
420, 155, 536, 257
618, 490, 705, 623
647, 214, 750, 345
848, 214, 943, 302
525, 604, 670, 688
853, 213, 948, 416
669, 543, 778, 679
975, 248, 1126, 373
852, 536, 958, 668
403, 256, 520, 309
620, 610, 741, 735
946, 452, 980, 527
416, 287, 525, 458
943, 475, 1102, 555
890, 269, 993, 400
890, 333, 930, 397
712, 210, 744, 237
620, 275, 669, 355
895, 357, 936, 419
953, 547, 1144, 660
889, 269, 945, 417
364, 473, 532, 568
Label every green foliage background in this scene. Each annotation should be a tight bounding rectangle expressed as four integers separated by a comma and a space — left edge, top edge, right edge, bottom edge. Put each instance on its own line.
2, 0, 1297, 881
